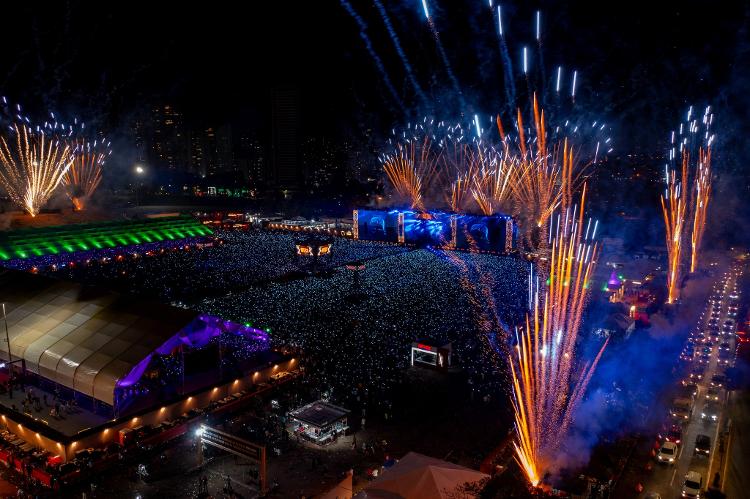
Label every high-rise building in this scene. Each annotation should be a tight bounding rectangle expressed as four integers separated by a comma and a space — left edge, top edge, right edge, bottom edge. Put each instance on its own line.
237, 132, 266, 187
131, 119, 147, 163
203, 127, 218, 177
150, 105, 187, 171
188, 130, 207, 177
215, 124, 234, 175
302, 137, 344, 192
271, 87, 300, 191
341, 128, 378, 183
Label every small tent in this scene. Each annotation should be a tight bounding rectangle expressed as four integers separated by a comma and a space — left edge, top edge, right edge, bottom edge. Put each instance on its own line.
319, 471, 353, 499
355, 452, 489, 499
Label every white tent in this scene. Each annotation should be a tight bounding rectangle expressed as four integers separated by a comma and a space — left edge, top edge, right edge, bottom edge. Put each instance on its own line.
319, 470, 353, 499
0, 270, 196, 406
355, 452, 489, 499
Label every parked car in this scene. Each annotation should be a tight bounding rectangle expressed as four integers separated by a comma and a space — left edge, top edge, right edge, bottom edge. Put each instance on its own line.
694, 434, 710, 456
656, 441, 678, 465
665, 425, 683, 445
701, 402, 719, 423
670, 398, 693, 422
678, 383, 698, 400
718, 351, 733, 366
710, 374, 726, 388
681, 471, 703, 498
705, 386, 720, 401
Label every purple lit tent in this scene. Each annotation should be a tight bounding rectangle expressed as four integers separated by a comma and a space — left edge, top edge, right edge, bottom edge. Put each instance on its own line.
0, 270, 268, 414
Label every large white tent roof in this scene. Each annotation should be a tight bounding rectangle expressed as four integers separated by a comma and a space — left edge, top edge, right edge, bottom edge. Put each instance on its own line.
355, 452, 489, 499
0, 270, 196, 406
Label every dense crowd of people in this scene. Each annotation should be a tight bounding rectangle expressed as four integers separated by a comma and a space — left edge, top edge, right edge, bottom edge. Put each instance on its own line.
202, 240, 529, 412
34, 230, 407, 303
30, 229, 529, 421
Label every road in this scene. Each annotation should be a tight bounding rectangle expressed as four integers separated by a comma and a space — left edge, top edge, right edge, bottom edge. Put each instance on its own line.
643, 265, 741, 498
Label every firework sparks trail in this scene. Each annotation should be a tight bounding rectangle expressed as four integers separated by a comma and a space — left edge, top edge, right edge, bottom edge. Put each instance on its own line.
690, 146, 711, 273
450, 168, 473, 212
661, 154, 687, 305
375, 7, 611, 254
504, 95, 589, 251
421, 0, 465, 108
494, 4, 517, 114
661, 105, 715, 300
339, 0, 404, 111
63, 138, 111, 210
470, 144, 514, 216
509, 186, 608, 485
534, 11, 546, 100
381, 96, 596, 252
381, 136, 442, 210
373, 0, 428, 106
685, 106, 715, 273
445, 142, 476, 212
0, 123, 74, 216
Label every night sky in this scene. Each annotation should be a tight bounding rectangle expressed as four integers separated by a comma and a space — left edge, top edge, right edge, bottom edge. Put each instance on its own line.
1, 2, 745, 140
1, 1, 749, 239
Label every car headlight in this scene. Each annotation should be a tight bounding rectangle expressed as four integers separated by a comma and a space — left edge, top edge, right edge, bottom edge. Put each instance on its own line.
669, 458, 674, 462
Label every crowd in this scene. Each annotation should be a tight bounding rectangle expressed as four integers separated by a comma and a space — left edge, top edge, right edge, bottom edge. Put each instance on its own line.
27, 229, 529, 425
202, 243, 529, 416
32, 230, 407, 304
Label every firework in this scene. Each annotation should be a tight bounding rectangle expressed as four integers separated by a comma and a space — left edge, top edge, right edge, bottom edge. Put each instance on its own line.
381, 135, 442, 210
340, 0, 404, 111
469, 145, 514, 216
63, 138, 111, 211
509, 186, 608, 485
373, 0, 428, 106
690, 147, 711, 273
686, 106, 715, 273
421, 0, 464, 108
662, 105, 715, 298
660, 155, 687, 305
503, 95, 590, 251
447, 145, 476, 212
381, 96, 595, 249
0, 123, 74, 216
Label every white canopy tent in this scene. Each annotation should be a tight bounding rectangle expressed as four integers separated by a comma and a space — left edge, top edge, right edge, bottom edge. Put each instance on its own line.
0, 270, 196, 407
354, 452, 489, 499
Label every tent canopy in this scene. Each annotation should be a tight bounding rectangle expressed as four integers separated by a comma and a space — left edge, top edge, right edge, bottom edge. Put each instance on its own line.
320, 471, 353, 499
0, 270, 197, 406
355, 452, 489, 499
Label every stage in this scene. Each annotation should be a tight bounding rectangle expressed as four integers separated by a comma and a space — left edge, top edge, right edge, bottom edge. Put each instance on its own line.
353, 208, 517, 253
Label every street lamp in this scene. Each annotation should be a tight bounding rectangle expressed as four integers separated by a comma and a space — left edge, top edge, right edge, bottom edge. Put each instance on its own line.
2, 303, 12, 399
133, 165, 146, 207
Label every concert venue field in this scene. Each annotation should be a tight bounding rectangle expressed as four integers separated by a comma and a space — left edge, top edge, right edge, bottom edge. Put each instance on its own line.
35, 228, 530, 402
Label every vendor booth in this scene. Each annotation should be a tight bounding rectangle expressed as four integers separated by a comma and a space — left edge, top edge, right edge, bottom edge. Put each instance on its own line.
410, 339, 452, 371
288, 401, 349, 445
